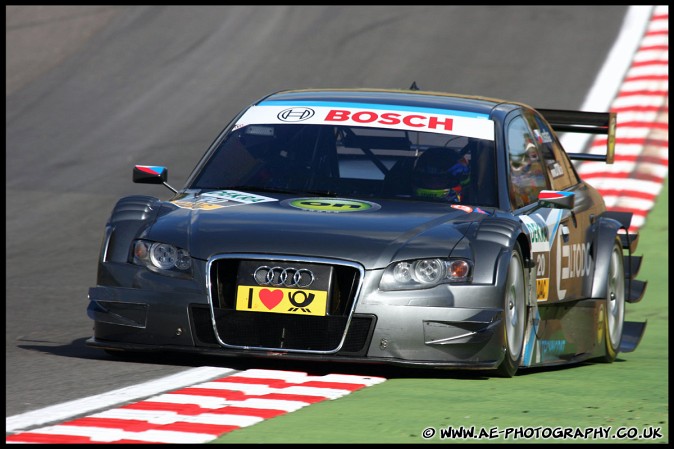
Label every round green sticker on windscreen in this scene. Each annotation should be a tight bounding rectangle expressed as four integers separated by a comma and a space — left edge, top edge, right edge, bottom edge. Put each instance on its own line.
285, 198, 381, 213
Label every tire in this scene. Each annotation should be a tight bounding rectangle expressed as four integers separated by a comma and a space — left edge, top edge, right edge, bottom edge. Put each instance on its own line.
602, 238, 625, 362
495, 244, 528, 377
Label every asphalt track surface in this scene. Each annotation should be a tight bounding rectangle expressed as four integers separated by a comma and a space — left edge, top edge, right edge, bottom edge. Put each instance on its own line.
6, 5, 631, 420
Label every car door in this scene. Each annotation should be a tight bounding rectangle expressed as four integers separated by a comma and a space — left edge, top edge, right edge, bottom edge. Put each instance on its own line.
505, 111, 592, 304
528, 111, 605, 303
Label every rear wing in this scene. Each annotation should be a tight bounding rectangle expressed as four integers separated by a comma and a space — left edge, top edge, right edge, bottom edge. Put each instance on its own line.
537, 109, 616, 164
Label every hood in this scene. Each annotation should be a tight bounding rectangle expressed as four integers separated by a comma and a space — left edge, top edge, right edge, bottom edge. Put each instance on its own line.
143, 190, 490, 269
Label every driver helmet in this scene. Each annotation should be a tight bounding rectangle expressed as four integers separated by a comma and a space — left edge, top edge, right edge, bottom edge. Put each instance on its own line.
412, 147, 467, 200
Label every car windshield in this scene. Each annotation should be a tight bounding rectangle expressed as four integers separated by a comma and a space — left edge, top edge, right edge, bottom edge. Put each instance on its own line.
190, 123, 498, 207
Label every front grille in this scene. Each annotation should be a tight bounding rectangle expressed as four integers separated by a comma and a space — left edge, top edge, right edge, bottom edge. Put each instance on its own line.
339, 314, 376, 355
190, 305, 375, 355
206, 256, 365, 352
214, 310, 346, 350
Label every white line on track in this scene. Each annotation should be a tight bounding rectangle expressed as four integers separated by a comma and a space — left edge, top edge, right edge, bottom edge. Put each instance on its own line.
560, 5, 668, 232
558, 5, 654, 153
5, 367, 235, 433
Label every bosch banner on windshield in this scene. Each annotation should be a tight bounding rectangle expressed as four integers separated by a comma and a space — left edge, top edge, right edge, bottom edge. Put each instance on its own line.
234, 101, 495, 140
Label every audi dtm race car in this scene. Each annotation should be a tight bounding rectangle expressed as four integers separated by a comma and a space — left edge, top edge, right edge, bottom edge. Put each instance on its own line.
87, 88, 647, 376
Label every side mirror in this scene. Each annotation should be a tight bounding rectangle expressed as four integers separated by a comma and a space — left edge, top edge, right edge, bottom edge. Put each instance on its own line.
133, 165, 168, 184
537, 190, 574, 209
133, 165, 177, 193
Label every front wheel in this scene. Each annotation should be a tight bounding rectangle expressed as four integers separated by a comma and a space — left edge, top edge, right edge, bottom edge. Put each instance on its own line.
495, 244, 528, 377
602, 238, 625, 362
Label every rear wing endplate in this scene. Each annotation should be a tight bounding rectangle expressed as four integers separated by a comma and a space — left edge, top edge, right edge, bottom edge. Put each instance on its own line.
538, 109, 616, 164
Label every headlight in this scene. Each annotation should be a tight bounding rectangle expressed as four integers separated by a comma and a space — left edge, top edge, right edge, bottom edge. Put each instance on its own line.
380, 258, 471, 290
133, 240, 192, 275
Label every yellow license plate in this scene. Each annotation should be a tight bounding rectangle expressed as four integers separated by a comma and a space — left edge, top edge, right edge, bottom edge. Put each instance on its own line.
235, 285, 328, 316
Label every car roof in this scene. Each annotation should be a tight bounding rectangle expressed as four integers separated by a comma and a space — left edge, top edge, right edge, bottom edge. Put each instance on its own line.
259, 88, 529, 117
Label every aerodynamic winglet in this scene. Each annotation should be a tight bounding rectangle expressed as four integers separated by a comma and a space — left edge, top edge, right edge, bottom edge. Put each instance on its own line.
619, 321, 647, 353
626, 279, 648, 304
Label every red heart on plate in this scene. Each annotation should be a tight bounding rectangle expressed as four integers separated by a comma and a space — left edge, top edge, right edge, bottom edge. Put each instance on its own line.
259, 288, 283, 310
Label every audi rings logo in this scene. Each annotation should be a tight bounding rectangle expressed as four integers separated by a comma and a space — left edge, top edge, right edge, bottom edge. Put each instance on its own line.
277, 107, 315, 122
254, 266, 315, 288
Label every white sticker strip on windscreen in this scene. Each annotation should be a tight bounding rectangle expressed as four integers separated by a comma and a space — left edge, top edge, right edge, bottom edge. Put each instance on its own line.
234, 104, 495, 141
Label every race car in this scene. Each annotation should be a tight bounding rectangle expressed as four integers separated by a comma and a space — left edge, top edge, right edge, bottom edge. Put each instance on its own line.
87, 88, 648, 376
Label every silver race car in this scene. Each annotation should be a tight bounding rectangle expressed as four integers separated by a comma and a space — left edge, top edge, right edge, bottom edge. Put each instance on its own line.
87, 88, 647, 376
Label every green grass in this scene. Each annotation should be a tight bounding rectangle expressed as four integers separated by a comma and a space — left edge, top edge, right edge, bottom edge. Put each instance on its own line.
213, 179, 669, 444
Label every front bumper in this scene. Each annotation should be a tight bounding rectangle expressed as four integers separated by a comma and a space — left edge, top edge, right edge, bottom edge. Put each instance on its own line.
88, 257, 508, 369
88, 286, 506, 370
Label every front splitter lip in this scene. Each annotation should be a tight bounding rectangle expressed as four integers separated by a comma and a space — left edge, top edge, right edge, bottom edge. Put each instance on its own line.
86, 337, 501, 370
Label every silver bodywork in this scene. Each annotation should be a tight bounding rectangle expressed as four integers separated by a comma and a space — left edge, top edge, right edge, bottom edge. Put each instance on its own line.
87, 89, 647, 375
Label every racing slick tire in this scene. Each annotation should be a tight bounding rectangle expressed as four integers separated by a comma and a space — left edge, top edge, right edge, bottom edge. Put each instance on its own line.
601, 238, 625, 362
495, 243, 528, 378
